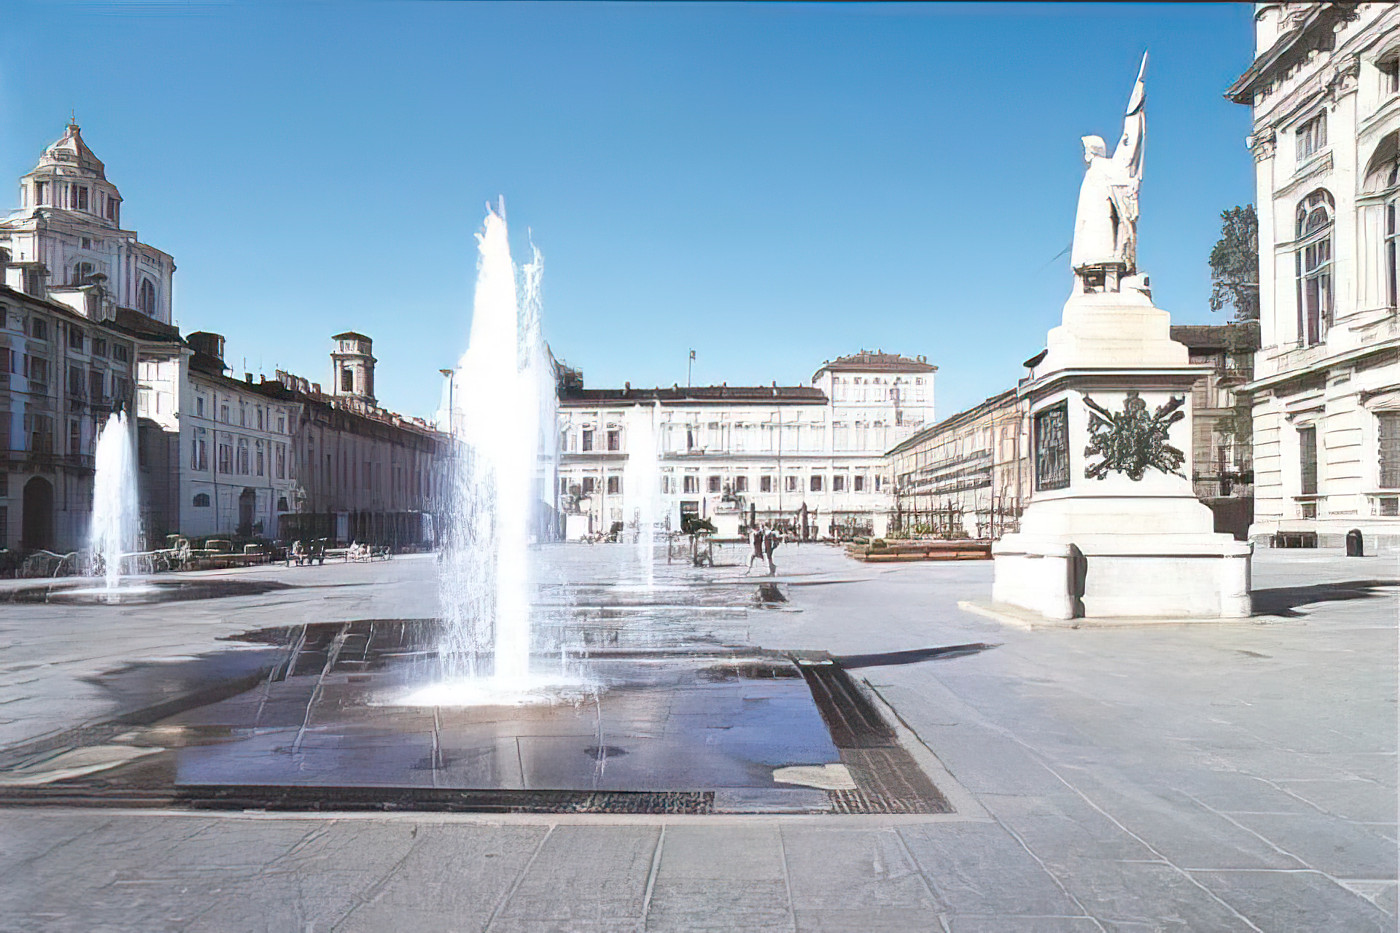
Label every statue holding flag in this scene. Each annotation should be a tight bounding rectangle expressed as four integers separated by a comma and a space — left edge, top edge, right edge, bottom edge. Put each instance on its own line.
1071, 53, 1147, 284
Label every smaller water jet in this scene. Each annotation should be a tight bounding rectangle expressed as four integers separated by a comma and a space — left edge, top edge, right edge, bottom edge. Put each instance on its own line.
89, 411, 140, 592
622, 402, 662, 587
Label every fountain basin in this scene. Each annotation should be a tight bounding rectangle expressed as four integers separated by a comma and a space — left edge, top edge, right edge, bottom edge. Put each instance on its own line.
1, 578, 293, 605
0, 619, 950, 815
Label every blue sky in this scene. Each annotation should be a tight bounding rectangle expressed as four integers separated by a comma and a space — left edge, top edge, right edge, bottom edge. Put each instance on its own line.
0, 2, 1256, 422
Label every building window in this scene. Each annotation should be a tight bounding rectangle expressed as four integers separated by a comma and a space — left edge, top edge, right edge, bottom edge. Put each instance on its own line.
237, 439, 250, 474
760, 475, 773, 493
68, 327, 84, 351
810, 475, 823, 492
112, 344, 129, 363
854, 474, 866, 492
91, 337, 106, 357
733, 476, 748, 493
582, 476, 596, 495
1382, 55, 1400, 96
218, 442, 233, 474
34, 181, 47, 205
196, 395, 205, 418
1295, 190, 1334, 347
192, 428, 208, 471
70, 185, 89, 211
833, 475, 845, 492
707, 475, 721, 493
255, 441, 265, 476
193, 493, 211, 507
1299, 425, 1318, 496
786, 476, 799, 492
683, 475, 698, 494
1296, 112, 1327, 162
582, 429, 594, 452
30, 318, 47, 340
607, 429, 621, 451
276, 444, 286, 479
1379, 413, 1400, 488
1388, 198, 1399, 310
70, 262, 94, 286
607, 475, 621, 495
137, 279, 157, 316
341, 369, 354, 392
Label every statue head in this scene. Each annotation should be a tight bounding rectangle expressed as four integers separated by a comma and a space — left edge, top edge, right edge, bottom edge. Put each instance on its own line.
1081, 135, 1107, 163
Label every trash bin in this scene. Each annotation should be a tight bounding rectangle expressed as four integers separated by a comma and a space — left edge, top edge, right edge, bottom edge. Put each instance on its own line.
1346, 528, 1364, 557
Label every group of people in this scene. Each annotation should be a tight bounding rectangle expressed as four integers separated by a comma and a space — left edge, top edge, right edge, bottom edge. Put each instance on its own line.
746, 524, 784, 576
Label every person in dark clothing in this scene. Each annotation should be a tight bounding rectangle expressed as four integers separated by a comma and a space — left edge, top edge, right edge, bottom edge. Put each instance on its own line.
764, 527, 781, 576
747, 524, 766, 575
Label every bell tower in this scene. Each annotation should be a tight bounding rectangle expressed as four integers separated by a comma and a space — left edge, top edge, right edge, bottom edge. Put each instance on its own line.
330, 332, 376, 406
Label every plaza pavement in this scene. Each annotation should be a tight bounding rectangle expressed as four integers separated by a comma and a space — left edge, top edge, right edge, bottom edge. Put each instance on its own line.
0, 544, 1395, 932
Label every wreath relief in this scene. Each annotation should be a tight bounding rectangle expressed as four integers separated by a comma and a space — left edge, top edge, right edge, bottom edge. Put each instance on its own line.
1083, 391, 1187, 481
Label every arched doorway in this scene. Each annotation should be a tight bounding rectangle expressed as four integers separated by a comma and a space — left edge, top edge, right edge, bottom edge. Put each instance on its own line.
21, 477, 54, 551
237, 488, 255, 537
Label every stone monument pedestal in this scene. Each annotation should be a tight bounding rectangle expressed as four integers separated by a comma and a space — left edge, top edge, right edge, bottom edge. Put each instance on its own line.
991, 286, 1252, 621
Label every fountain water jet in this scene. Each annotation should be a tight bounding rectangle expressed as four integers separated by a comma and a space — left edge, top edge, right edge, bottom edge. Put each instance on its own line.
431, 202, 585, 705
89, 411, 140, 591
622, 402, 661, 587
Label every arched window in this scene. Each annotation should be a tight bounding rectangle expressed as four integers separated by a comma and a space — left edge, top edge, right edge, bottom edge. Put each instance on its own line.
193, 493, 211, 507
1295, 189, 1334, 346
137, 279, 156, 316
1365, 134, 1400, 309
70, 262, 94, 286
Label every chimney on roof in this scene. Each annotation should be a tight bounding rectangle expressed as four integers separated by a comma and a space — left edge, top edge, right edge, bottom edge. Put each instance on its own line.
244, 372, 253, 384
188, 332, 225, 364
624, 381, 630, 392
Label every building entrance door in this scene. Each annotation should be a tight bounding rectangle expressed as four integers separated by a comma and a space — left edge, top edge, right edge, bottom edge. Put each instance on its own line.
237, 488, 255, 536
21, 477, 54, 551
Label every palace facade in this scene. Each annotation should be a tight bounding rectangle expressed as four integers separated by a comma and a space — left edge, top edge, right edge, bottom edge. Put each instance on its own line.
556, 351, 936, 539
1229, 3, 1400, 548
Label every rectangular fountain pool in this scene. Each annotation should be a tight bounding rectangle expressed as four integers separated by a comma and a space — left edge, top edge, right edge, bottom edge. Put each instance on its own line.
0, 620, 949, 815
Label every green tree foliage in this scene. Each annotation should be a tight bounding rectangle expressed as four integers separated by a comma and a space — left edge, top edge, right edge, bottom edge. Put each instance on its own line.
1209, 205, 1259, 321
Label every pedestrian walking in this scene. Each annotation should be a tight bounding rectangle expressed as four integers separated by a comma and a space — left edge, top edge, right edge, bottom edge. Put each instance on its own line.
747, 524, 766, 574
764, 526, 781, 576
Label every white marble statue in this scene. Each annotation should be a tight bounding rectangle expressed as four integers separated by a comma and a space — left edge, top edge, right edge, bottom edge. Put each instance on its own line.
1071, 53, 1147, 275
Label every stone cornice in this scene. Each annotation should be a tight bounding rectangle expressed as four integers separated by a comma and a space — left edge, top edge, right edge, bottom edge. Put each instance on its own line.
1226, 3, 1362, 105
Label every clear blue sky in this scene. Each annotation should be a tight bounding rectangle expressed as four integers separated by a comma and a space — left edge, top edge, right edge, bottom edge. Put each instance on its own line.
0, 2, 1255, 422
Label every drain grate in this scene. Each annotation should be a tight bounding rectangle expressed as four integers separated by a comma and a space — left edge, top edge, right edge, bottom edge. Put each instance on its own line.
797, 661, 897, 748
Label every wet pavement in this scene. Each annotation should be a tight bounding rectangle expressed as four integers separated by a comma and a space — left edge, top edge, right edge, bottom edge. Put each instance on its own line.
0, 545, 1395, 931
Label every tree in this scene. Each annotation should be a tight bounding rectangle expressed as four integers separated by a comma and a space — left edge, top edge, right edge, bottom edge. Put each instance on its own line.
1209, 205, 1259, 321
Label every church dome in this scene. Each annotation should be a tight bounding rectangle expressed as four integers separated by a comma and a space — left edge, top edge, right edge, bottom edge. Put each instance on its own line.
37, 122, 106, 178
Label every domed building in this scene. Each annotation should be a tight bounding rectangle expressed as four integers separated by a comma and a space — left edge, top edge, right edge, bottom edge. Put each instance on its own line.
0, 121, 175, 323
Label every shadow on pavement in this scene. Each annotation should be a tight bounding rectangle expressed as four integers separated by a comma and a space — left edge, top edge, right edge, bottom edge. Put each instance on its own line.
1251, 579, 1398, 617
834, 643, 999, 669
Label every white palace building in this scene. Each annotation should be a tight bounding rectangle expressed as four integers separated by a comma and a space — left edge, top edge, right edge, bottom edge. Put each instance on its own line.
1230, 3, 1400, 549
556, 351, 936, 539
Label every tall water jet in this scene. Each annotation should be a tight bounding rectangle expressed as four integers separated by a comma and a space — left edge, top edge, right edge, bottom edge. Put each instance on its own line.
622, 403, 661, 587
90, 410, 139, 590
438, 202, 547, 683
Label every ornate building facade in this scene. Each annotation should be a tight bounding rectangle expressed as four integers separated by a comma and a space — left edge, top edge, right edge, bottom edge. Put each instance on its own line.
0, 279, 138, 552
887, 388, 1029, 540
1229, 3, 1400, 548
276, 334, 447, 548
556, 351, 936, 539
136, 330, 300, 542
0, 122, 174, 324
